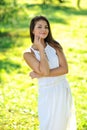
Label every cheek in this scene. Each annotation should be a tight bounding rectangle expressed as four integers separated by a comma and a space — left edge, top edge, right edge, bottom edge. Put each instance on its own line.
32, 31, 36, 36
33, 30, 39, 35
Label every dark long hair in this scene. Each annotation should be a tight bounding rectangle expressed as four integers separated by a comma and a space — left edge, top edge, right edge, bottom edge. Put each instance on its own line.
29, 15, 62, 51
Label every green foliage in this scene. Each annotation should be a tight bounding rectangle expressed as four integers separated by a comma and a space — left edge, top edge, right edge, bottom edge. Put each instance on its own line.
0, 0, 6, 5
0, 0, 87, 130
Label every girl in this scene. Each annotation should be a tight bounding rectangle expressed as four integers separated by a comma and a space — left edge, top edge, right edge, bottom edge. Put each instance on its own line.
23, 15, 76, 130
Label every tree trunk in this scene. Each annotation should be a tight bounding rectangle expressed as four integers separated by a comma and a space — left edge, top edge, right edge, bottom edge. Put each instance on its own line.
58, 0, 64, 3
43, 0, 46, 4
13, 0, 17, 6
77, 0, 81, 8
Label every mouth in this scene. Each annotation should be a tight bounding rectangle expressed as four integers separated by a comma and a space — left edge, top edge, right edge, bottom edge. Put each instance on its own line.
40, 33, 46, 35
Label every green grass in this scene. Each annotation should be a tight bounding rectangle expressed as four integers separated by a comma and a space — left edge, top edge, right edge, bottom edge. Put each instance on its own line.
0, 1, 87, 130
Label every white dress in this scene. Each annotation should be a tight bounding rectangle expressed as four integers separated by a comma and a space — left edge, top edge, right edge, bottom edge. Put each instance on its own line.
28, 44, 76, 130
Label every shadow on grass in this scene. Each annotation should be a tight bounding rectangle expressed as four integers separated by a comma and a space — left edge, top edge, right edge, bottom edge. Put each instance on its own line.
0, 36, 15, 51
25, 4, 68, 24
18, 3, 87, 26
0, 3, 87, 29
0, 33, 29, 52
0, 59, 21, 73
25, 4, 87, 16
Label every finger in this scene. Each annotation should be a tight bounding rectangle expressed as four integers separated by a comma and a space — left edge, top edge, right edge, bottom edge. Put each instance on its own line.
29, 72, 33, 77
35, 35, 40, 41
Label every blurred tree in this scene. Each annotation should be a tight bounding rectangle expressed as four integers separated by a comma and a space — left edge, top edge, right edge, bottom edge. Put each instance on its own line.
58, 0, 64, 3
13, 0, 17, 6
0, 0, 6, 5
43, 0, 46, 4
0, 0, 18, 24
77, 0, 81, 8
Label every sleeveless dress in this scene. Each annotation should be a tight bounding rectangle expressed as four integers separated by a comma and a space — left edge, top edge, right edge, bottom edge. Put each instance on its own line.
26, 43, 76, 130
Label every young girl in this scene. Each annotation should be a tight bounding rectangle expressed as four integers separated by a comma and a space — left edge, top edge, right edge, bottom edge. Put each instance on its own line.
23, 15, 76, 130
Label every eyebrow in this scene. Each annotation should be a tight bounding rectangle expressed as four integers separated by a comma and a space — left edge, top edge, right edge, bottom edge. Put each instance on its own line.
37, 24, 48, 26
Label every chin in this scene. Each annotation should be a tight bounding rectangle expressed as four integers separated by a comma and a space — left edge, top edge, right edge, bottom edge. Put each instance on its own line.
41, 36, 47, 39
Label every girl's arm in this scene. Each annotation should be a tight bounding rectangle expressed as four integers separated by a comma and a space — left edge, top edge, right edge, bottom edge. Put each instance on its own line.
23, 49, 49, 76
23, 36, 49, 76
29, 48, 68, 79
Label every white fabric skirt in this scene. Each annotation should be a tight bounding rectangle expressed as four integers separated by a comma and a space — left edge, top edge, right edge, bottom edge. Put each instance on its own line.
38, 77, 76, 130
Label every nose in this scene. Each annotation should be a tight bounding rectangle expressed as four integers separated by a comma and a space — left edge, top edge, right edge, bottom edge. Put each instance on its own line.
42, 27, 47, 32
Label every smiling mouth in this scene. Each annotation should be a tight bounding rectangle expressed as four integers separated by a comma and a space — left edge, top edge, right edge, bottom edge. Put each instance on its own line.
40, 33, 46, 35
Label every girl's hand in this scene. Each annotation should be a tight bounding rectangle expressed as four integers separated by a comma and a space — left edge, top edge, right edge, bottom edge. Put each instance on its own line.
29, 71, 42, 79
34, 35, 44, 51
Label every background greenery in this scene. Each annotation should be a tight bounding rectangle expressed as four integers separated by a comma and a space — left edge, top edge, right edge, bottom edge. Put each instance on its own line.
0, 0, 87, 130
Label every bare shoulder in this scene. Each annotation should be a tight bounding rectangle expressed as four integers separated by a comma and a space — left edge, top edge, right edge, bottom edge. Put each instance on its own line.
23, 47, 35, 57
23, 47, 40, 73
55, 47, 64, 56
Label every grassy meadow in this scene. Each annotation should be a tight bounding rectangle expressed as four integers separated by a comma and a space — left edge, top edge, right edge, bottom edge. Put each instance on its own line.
0, 0, 87, 130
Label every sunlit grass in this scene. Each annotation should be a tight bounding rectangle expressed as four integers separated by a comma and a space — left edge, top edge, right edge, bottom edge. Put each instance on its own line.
0, 1, 87, 130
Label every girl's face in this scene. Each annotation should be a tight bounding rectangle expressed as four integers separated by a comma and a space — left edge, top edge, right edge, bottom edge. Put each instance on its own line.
33, 20, 49, 39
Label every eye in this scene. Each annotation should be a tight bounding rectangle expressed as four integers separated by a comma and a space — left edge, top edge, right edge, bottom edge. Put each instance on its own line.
45, 26, 48, 29
37, 26, 42, 28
